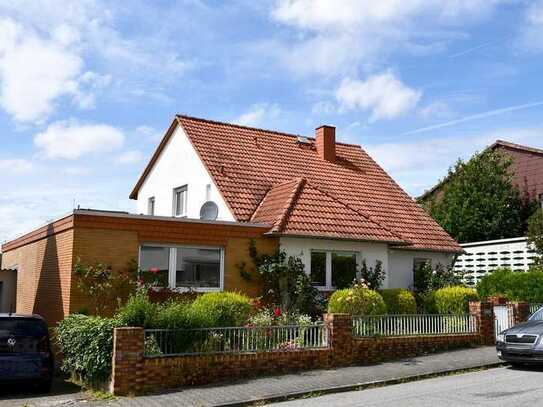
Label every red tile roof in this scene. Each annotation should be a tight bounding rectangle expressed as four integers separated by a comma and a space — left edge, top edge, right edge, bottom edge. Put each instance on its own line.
132, 115, 462, 253
251, 177, 406, 243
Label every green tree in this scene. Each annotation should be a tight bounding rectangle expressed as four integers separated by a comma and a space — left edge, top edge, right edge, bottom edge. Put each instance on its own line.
528, 208, 543, 263
421, 150, 529, 243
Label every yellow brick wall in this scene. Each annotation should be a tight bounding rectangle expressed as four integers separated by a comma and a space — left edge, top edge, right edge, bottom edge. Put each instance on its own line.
1, 228, 74, 325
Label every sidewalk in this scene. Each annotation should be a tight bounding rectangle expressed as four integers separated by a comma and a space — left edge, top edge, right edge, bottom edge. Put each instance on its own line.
106, 346, 501, 407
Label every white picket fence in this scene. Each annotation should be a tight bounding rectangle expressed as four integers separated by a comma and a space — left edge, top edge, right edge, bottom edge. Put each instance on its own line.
352, 314, 478, 337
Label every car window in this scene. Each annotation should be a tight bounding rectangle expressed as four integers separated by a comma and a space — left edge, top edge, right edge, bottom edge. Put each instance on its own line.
529, 307, 543, 321
0, 319, 47, 337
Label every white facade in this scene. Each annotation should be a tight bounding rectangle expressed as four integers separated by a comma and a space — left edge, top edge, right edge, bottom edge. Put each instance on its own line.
280, 237, 454, 290
136, 126, 234, 221
454, 237, 537, 287
387, 249, 454, 289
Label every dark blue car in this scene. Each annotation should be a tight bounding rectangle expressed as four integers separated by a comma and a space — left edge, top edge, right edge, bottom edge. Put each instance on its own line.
0, 314, 54, 393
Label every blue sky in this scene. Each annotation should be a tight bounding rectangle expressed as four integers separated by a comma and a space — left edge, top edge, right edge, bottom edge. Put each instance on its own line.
2, 0, 543, 243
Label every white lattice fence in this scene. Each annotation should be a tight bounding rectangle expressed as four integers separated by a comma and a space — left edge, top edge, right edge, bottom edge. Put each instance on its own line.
454, 237, 538, 287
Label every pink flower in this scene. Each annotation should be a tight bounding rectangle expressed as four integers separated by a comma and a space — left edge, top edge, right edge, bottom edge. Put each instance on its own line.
149, 267, 160, 274
274, 307, 282, 317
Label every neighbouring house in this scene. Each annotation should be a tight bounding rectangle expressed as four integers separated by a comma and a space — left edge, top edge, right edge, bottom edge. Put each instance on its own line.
1, 115, 461, 324
420, 140, 543, 205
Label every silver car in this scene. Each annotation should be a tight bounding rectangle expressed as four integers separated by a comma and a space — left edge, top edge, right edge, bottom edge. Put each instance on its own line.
496, 307, 543, 366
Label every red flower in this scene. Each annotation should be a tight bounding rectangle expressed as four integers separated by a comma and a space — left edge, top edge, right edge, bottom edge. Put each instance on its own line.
137, 278, 145, 285
274, 307, 282, 317
149, 267, 160, 274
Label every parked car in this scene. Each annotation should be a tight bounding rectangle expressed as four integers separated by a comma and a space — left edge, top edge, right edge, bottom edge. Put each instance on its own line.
496, 307, 543, 365
0, 314, 54, 392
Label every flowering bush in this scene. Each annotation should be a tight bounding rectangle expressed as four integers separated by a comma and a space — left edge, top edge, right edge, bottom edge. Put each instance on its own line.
327, 286, 387, 315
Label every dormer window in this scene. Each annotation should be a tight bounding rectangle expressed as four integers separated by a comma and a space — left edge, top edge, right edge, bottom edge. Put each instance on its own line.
173, 185, 187, 217
148, 197, 155, 216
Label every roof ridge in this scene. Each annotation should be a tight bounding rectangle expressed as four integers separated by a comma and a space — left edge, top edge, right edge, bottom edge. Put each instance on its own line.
305, 180, 406, 243
176, 114, 363, 148
492, 139, 543, 156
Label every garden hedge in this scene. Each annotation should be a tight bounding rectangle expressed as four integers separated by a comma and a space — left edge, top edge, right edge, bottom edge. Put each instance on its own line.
432, 286, 478, 315
477, 268, 543, 303
327, 287, 387, 315
380, 289, 417, 314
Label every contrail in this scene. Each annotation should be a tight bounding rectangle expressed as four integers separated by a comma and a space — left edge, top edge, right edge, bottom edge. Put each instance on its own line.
403, 101, 543, 136
448, 39, 500, 58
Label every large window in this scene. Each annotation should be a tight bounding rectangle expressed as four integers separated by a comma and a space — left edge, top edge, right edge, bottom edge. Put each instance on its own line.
310, 250, 359, 290
173, 185, 187, 217
140, 244, 223, 291
413, 258, 430, 272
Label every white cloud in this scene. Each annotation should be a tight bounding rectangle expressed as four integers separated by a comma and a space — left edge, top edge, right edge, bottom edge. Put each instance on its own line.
418, 101, 455, 119
0, 158, 32, 174
235, 103, 282, 127
269, 0, 504, 77
0, 18, 84, 123
34, 120, 124, 159
336, 71, 421, 121
117, 150, 144, 165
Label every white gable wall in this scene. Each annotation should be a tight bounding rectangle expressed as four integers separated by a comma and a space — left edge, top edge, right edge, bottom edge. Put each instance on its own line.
136, 125, 235, 221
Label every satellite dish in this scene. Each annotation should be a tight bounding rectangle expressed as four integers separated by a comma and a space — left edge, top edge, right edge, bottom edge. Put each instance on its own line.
200, 201, 219, 221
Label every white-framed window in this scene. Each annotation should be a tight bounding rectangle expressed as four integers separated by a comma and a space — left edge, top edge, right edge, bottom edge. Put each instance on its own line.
309, 250, 359, 290
172, 185, 188, 217
147, 197, 155, 215
139, 244, 224, 292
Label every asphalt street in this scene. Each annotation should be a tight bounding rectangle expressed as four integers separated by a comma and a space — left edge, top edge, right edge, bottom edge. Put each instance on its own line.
273, 366, 543, 407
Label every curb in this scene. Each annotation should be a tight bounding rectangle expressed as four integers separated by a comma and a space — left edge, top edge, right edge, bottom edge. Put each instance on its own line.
217, 362, 506, 406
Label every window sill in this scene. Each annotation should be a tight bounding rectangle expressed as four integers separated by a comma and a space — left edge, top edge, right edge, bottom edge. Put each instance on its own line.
150, 286, 222, 293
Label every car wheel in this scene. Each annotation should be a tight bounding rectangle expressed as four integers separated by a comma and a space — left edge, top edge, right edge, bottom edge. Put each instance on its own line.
509, 362, 524, 369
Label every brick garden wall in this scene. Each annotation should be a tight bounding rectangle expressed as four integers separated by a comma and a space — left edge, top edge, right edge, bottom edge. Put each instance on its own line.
111, 303, 498, 396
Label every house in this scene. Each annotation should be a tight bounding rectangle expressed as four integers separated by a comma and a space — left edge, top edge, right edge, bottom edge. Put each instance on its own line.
1, 115, 461, 324
420, 140, 543, 205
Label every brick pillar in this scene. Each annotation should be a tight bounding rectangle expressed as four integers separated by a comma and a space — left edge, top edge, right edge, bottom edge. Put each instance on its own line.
111, 327, 144, 396
508, 302, 530, 325
469, 301, 495, 345
324, 313, 353, 365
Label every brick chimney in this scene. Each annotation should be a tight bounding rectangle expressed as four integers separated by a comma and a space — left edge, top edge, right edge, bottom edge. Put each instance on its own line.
315, 125, 336, 162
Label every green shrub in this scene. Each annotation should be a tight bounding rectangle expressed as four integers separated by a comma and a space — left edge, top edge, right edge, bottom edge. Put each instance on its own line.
56, 314, 120, 386
380, 289, 417, 314
116, 292, 160, 328
477, 268, 543, 303
189, 292, 253, 327
327, 287, 387, 315
433, 286, 478, 314
155, 300, 193, 329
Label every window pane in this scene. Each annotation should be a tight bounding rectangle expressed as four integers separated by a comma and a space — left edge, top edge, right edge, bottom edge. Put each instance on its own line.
331, 252, 357, 288
310, 252, 326, 286
140, 246, 169, 286
176, 248, 220, 288
174, 187, 186, 216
